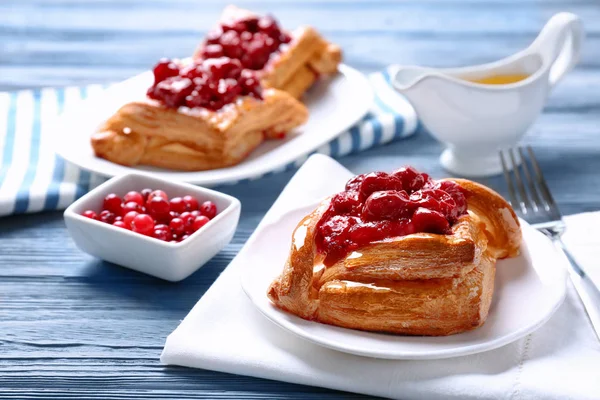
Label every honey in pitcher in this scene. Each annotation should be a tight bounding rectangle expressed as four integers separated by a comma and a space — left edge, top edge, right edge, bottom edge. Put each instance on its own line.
466, 74, 530, 85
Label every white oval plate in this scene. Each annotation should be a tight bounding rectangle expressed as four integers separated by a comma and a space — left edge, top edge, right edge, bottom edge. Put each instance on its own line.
241, 204, 567, 360
54, 65, 373, 186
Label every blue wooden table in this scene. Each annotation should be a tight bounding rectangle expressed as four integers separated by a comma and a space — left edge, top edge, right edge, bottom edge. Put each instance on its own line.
1, 0, 599, 398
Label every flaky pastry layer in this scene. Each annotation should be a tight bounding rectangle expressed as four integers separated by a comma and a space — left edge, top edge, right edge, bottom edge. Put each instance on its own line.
91, 88, 308, 171
267, 180, 522, 336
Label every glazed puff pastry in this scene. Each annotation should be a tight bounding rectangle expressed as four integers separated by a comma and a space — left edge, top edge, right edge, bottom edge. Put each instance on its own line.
268, 177, 521, 336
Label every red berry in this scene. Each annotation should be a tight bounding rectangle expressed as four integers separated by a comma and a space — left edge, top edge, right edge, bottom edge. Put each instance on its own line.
124, 191, 144, 205
180, 211, 193, 223
152, 228, 171, 241
123, 211, 139, 228
169, 240, 178, 244
122, 201, 142, 215
200, 201, 217, 219
103, 193, 122, 215
114, 216, 123, 222
141, 188, 153, 201
191, 215, 210, 232
146, 196, 170, 220
82, 210, 97, 220
191, 210, 201, 218
183, 195, 199, 211
131, 214, 155, 235
169, 217, 185, 235
180, 234, 190, 242
152, 58, 180, 84
154, 224, 169, 231
99, 210, 116, 224
148, 190, 168, 202
169, 197, 187, 214
113, 221, 127, 229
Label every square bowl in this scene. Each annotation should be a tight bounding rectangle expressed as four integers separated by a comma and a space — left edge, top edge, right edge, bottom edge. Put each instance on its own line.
64, 173, 241, 281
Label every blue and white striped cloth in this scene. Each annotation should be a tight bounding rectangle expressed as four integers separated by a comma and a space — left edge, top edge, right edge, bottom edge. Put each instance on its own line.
0, 68, 418, 217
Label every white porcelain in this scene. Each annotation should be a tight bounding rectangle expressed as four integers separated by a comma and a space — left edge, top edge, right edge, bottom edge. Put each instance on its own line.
64, 173, 241, 281
240, 202, 567, 360
54, 64, 373, 186
392, 12, 584, 177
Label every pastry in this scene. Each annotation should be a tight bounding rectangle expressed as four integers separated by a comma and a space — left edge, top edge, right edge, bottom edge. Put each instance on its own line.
268, 167, 522, 336
92, 6, 340, 171
193, 5, 342, 98
92, 57, 308, 171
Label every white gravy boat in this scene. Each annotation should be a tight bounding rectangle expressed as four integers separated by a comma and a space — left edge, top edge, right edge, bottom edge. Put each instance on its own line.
392, 12, 583, 177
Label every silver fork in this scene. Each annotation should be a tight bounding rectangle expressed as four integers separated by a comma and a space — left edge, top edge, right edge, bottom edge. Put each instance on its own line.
500, 146, 600, 341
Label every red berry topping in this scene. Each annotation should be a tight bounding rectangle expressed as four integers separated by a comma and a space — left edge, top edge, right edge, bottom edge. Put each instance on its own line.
103, 193, 122, 215
123, 211, 139, 228
131, 214, 155, 235
113, 221, 127, 229
315, 167, 467, 266
169, 197, 187, 214
183, 195, 199, 211
82, 210, 97, 220
152, 58, 180, 84
200, 201, 217, 219
169, 217, 186, 236
123, 191, 144, 206
191, 215, 210, 232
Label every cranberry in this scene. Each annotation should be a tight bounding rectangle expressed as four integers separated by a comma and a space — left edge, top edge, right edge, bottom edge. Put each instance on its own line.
123, 211, 139, 228
239, 70, 262, 98
218, 78, 242, 104
103, 193, 122, 215
114, 216, 123, 222
122, 201, 142, 215
169, 211, 180, 220
200, 201, 217, 219
205, 28, 223, 45
82, 210, 97, 220
180, 234, 190, 242
183, 195, 199, 211
141, 188, 153, 201
99, 210, 116, 224
154, 224, 169, 231
148, 190, 168, 202
345, 174, 366, 192
169, 217, 186, 236
190, 210, 201, 218
222, 20, 248, 34
146, 196, 170, 220
123, 191, 144, 206
113, 221, 127, 229
358, 172, 403, 200
412, 208, 450, 234
219, 31, 244, 59
131, 214, 155, 235
152, 58, 180, 84
169, 197, 186, 214
363, 190, 411, 221
191, 215, 210, 232
152, 228, 171, 241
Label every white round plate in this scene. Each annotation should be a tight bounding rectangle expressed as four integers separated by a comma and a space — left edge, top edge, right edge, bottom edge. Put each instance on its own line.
54, 65, 373, 186
241, 204, 567, 360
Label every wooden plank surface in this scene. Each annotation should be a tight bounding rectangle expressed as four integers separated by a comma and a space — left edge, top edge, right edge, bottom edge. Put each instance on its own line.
1, 0, 599, 398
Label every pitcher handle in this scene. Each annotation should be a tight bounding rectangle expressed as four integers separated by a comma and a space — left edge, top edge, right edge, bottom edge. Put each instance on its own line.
530, 12, 584, 88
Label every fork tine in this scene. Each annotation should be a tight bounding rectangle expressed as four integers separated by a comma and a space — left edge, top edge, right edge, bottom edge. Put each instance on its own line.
526, 146, 563, 220
499, 150, 520, 211
508, 148, 531, 215
518, 147, 541, 213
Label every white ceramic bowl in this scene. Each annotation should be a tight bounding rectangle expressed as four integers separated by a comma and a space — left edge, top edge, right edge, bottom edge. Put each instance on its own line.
64, 173, 241, 281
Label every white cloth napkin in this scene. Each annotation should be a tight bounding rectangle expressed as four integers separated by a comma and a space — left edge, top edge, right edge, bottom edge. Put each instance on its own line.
161, 154, 600, 400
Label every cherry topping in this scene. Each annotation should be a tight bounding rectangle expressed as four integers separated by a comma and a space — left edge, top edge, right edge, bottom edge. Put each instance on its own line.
123, 191, 144, 206
131, 214, 155, 235
315, 167, 468, 266
103, 193, 122, 215
200, 201, 217, 219
83, 210, 97, 220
